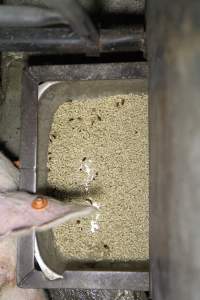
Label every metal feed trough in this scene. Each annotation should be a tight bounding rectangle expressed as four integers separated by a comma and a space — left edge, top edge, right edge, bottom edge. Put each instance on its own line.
17, 62, 149, 290
0, 0, 199, 298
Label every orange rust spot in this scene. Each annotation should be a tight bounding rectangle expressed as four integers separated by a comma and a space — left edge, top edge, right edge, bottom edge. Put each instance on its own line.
14, 160, 20, 168
32, 197, 48, 210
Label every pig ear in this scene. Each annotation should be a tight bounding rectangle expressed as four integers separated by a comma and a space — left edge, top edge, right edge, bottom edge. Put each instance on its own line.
0, 191, 97, 238
0, 152, 19, 192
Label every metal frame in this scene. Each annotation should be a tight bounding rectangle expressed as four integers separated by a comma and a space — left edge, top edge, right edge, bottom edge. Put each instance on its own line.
147, 1, 200, 299
17, 62, 149, 290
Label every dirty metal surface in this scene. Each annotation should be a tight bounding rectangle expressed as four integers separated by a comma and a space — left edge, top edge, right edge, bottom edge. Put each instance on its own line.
5, 0, 145, 15
29, 62, 148, 82
148, 1, 200, 300
48, 290, 148, 300
0, 54, 24, 159
0, 28, 145, 54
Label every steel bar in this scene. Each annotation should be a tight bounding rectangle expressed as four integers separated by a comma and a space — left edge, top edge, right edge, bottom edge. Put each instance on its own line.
17, 70, 38, 283
0, 28, 145, 53
19, 270, 149, 290
43, 0, 99, 43
29, 62, 148, 82
148, 1, 200, 299
0, 5, 68, 27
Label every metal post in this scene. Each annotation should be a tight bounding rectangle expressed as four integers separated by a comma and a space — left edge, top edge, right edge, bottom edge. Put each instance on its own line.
148, 1, 200, 299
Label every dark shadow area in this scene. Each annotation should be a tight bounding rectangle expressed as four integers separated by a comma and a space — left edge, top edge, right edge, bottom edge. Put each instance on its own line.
60, 259, 149, 272
34, 258, 41, 271
28, 51, 146, 66
35, 256, 148, 272
0, 140, 18, 161
93, 13, 145, 27
43, 186, 103, 203
30, 12, 145, 28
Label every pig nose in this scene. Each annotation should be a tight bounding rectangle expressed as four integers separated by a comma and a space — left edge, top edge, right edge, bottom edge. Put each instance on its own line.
32, 197, 48, 210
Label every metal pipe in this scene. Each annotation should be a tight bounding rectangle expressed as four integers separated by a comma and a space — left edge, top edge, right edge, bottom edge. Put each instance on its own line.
43, 0, 99, 44
0, 5, 68, 27
0, 27, 145, 54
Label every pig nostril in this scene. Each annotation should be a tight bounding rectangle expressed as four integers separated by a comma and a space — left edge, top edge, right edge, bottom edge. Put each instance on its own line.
32, 197, 48, 210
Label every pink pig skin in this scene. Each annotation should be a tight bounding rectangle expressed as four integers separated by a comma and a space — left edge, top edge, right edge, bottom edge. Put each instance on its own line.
0, 191, 96, 238
0, 152, 96, 237
0, 237, 48, 300
0, 152, 96, 299
0, 152, 48, 298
